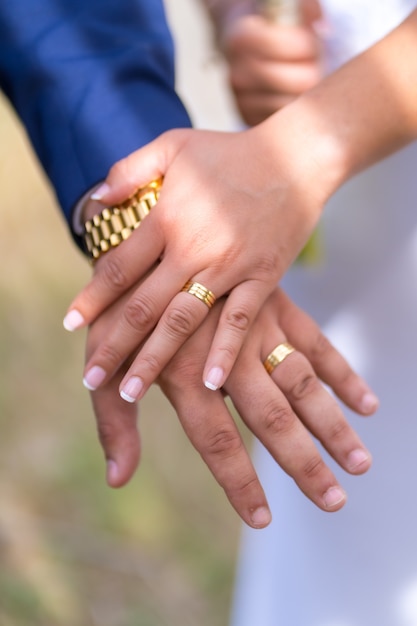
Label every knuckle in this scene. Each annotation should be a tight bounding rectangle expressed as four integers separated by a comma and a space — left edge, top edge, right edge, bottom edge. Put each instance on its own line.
225, 306, 251, 334
160, 355, 200, 390
96, 421, 118, 451
97, 343, 124, 370
330, 359, 357, 388
123, 296, 155, 333
217, 342, 238, 363
206, 427, 243, 459
164, 306, 197, 340
327, 419, 350, 445
289, 372, 319, 402
100, 256, 130, 292
140, 352, 162, 377
260, 400, 295, 436
227, 474, 260, 501
160, 337, 207, 390
253, 252, 280, 279
310, 331, 333, 361
302, 454, 326, 480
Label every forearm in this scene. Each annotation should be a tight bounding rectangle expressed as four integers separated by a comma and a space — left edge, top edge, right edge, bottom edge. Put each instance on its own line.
257, 8, 417, 203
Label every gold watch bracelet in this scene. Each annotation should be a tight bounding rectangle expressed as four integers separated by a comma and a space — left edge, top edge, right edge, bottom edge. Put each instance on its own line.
83, 178, 162, 262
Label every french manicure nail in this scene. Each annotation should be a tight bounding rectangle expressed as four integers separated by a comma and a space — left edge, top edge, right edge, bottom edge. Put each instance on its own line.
204, 367, 224, 391
120, 376, 143, 403
90, 182, 110, 200
63, 309, 85, 331
83, 366, 106, 390
323, 486, 346, 509
250, 506, 272, 527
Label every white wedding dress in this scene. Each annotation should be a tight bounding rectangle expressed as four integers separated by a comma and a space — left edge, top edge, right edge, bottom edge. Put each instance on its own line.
230, 2, 417, 625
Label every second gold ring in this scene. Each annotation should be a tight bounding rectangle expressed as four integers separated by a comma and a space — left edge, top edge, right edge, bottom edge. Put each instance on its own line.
181, 281, 217, 309
263, 342, 295, 374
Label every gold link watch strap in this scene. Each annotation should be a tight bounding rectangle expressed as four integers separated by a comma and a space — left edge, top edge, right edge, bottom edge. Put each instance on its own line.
83, 178, 162, 262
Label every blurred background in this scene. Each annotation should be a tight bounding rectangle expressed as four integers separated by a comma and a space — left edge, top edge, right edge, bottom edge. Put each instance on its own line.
0, 1, 244, 624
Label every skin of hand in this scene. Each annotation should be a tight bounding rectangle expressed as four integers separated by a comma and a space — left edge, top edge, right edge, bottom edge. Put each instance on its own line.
87, 280, 378, 528
222, 1, 323, 125
65, 9, 417, 406
67, 123, 330, 402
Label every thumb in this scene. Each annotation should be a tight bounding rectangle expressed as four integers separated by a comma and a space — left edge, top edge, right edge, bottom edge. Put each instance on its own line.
91, 128, 192, 206
90, 376, 141, 488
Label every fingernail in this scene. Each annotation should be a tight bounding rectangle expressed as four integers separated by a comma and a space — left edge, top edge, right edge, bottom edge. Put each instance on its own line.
120, 376, 143, 403
360, 391, 379, 413
83, 366, 106, 391
323, 486, 346, 509
204, 367, 224, 391
347, 448, 371, 472
90, 182, 110, 200
106, 460, 118, 485
63, 309, 85, 331
250, 506, 272, 528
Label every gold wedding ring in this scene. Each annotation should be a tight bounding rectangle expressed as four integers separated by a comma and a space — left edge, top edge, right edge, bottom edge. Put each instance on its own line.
263, 342, 295, 374
181, 281, 216, 309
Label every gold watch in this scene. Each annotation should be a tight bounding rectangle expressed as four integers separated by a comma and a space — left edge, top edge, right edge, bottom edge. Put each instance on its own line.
83, 178, 162, 262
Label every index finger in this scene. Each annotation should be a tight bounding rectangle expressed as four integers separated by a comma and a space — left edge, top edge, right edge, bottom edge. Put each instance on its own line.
64, 205, 165, 331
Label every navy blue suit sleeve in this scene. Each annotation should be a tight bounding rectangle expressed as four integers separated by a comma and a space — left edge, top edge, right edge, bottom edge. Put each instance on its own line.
0, 0, 191, 248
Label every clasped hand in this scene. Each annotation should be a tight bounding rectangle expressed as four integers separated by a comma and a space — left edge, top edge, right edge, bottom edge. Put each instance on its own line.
86, 275, 377, 528
62, 8, 378, 526
66, 124, 324, 400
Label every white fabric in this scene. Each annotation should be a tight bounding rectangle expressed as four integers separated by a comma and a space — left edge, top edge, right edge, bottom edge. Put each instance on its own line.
321, 0, 415, 68
231, 3, 417, 626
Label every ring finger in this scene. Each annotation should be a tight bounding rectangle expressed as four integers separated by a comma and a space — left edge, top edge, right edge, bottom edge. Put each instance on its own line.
262, 340, 372, 476
225, 348, 347, 512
